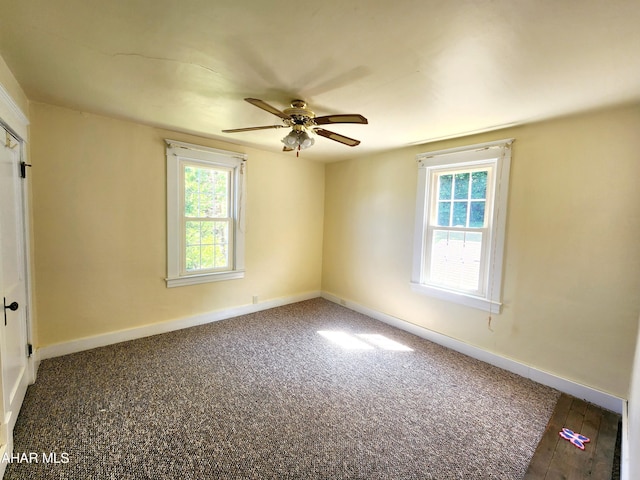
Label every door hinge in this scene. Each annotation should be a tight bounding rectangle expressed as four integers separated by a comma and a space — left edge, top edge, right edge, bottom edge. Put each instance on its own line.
27, 343, 33, 357
20, 161, 32, 179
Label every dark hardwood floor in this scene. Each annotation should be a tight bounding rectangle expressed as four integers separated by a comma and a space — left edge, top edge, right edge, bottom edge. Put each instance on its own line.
525, 394, 620, 479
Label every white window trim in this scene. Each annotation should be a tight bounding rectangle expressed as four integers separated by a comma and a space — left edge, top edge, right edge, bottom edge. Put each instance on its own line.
411, 139, 513, 312
165, 139, 247, 288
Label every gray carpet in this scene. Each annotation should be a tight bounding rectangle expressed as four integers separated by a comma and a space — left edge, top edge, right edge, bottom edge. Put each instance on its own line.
5, 298, 559, 479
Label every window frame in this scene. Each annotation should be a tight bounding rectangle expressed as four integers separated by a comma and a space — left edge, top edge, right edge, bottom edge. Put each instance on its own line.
165, 139, 247, 288
411, 139, 513, 312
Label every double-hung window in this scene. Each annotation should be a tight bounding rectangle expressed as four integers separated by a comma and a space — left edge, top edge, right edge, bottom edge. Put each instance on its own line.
411, 139, 513, 312
165, 140, 246, 287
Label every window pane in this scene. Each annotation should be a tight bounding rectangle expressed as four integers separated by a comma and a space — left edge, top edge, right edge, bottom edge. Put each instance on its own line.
214, 171, 230, 216
185, 221, 201, 246
215, 222, 229, 267
433, 230, 449, 243
184, 192, 197, 217
200, 192, 214, 217
184, 166, 198, 216
471, 171, 487, 199
213, 194, 227, 217
214, 222, 228, 245
449, 231, 464, 243
430, 230, 482, 292
200, 245, 215, 269
452, 201, 467, 226
439, 174, 453, 200
201, 221, 214, 244
199, 171, 212, 218
469, 201, 485, 228
437, 202, 451, 226
184, 166, 202, 216
466, 232, 482, 244
430, 231, 451, 286
215, 245, 228, 268
184, 165, 229, 218
461, 232, 482, 290
454, 173, 469, 199
185, 246, 201, 271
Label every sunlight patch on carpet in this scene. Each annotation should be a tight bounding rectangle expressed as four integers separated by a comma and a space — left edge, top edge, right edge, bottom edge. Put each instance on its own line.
318, 330, 413, 351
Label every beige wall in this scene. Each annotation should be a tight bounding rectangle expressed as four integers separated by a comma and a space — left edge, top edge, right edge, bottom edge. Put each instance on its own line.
0, 55, 28, 116
322, 104, 640, 398
29, 102, 325, 347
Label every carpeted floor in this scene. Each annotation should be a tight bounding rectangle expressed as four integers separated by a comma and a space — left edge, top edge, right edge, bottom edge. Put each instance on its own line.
5, 298, 560, 479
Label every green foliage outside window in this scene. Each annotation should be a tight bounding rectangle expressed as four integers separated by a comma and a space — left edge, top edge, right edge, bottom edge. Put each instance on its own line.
436, 169, 488, 228
183, 164, 231, 271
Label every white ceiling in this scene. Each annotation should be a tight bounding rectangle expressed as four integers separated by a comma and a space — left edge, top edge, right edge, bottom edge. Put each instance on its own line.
1, 0, 639, 161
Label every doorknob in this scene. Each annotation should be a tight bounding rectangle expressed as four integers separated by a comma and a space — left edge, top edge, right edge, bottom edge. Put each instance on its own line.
4, 301, 18, 311
3, 298, 19, 326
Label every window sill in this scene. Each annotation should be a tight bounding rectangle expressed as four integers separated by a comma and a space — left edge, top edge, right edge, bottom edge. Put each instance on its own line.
410, 282, 502, 313
166, 270, 245, 288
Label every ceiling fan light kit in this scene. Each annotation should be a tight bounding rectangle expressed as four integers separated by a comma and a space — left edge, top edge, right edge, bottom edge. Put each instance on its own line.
281, 128, 315, 151
222, 98, 368, 157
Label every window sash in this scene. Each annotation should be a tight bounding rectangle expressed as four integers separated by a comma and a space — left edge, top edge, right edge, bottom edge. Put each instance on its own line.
182, 218, 233, 274
423, 164, 495, 296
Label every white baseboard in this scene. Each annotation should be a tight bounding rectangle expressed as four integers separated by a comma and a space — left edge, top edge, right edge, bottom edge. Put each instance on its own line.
321, 291, 624, 414
37, 291, 321, 361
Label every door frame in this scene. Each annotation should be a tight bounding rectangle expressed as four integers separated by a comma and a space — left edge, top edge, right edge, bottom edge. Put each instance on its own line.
0, 81, 35, 475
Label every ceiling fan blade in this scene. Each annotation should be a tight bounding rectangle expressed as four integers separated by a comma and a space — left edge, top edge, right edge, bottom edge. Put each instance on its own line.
245, 98, 291, 120
314, 128, 361, 147
222, 125, 286, 133
314, 114, 368, 125
282, 146, 295, 152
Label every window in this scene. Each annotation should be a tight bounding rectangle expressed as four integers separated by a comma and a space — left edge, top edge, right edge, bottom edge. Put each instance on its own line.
411, 139, 513, 312
165, 140, 246, 287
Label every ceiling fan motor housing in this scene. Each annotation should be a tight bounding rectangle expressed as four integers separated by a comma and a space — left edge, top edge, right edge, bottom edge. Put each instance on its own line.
283, 100, 315, 127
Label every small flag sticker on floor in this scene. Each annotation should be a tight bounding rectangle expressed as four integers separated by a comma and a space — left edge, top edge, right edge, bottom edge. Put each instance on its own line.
559, 428, 590, 450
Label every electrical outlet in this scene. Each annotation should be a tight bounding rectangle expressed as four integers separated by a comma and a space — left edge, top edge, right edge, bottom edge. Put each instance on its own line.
252, 295, 259, 304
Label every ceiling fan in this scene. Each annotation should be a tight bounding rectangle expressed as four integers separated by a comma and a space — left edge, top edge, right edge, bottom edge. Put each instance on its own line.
222, 98, 368, 156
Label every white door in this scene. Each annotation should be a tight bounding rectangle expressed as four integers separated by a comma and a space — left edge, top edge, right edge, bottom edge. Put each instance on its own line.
0, 127, 29, 449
